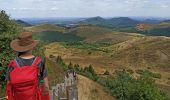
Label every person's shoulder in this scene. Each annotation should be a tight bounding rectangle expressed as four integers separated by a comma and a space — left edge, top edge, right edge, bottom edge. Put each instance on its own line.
36, 56, 45, 64
39, 56, 45, 61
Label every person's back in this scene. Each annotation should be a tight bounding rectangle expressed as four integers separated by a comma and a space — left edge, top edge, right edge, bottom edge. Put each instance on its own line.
6, 32, 50, 100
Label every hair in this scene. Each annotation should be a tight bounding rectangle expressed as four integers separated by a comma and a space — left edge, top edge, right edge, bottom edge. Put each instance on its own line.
18, 52, 25, 57
18, 50, 32, 57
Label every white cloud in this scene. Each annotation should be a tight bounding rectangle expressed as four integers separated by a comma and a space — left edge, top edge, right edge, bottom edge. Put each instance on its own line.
0, 0, 170, 18
161, 5, 169, 8
50, 7, 59, 11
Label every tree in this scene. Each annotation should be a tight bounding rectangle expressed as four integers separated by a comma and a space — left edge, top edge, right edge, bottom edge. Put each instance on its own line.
74, 64, 80, 71
68, 62, 73, 70
0, 10, 21, 96
98, 70, 169, 100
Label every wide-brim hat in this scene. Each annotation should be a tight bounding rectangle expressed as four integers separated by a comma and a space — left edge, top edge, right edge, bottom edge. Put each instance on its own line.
10, 32, 39, 52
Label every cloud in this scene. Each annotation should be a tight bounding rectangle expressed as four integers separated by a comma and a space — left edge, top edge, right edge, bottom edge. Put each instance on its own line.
161, 5, 169, 8
0, 0, 170, 18
50, 7, 59, 11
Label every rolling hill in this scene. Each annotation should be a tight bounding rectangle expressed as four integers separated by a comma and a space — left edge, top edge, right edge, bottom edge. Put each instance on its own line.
15, 20, 31, 27
45, 36, 170, 95
25, 22, 170, 98
45, 49, 116, 99
25, 24, 143, 43
80, 17, 139, 27
136, 22, 170, 36
24, 24, 66, 33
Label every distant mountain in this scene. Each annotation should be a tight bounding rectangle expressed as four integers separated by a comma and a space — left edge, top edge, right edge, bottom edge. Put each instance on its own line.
161, 20, 170, 23
80, 17, 139, 27
108, 17, 139, 27
15, 20, 31, 27
80, 16, 106, 25
141, 19, 161, 24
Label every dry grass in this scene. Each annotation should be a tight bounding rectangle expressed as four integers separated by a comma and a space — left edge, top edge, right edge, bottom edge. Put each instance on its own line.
45, 58, 65, 88
45, 36, 170, 94
77, 75, 115, 100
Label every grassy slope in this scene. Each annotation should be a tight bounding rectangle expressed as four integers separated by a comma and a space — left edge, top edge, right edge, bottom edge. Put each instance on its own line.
77, 75, 115, 100
27, 23, 170, 95
25, 24, 143, 43
45, 48, 116, 99
45, 36, 170, 95
24, 24, 66, 33
45, 58, 65, 88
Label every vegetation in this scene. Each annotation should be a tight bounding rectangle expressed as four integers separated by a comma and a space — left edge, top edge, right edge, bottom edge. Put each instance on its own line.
55, 56, 169, 100
0, 10, 22, 96
62, 42, 110, 52
56, 56, 98, 81
98, 70, 169, 100
136, 69, 162, 79
34, 31, 84, 42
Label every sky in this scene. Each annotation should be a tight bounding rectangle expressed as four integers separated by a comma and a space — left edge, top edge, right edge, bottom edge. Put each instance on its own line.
0, 0, 170, 18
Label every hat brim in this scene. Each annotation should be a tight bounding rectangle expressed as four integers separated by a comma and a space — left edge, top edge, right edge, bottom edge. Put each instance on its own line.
10, 39, 39, 52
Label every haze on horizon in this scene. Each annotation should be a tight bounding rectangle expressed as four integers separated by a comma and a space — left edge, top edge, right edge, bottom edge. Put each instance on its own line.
0, 0, 170, 18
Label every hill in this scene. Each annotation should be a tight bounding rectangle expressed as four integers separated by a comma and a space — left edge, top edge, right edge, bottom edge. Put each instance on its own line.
25, 24, 143, 43
80, 16, 106, 25
24, 24, 66, 33
161, 20, 170, 23
80, 17, 139, 27
15, 20, 31, 27
45, 50, 116, 99
136, 22, 170, 36
72, 25, 142, 43
45, 36, 170, 95
109, 17, 139, 27
141, 19, 161, 24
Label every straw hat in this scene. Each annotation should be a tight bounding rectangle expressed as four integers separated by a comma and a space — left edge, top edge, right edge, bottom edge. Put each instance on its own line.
10, 32, 39, 52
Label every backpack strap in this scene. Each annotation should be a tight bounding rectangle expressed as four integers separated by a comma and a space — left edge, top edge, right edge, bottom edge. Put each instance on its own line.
40, 57, 45, 79
32, 57, 41, 67
8, 60, 19, 69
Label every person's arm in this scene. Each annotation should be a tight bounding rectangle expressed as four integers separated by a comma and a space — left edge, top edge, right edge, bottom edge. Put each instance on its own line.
40, 57, 49, 92
43, 77, 49, 91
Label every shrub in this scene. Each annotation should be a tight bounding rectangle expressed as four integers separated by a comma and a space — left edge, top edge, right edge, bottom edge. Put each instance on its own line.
126, 69, 134, 74
104, 70, 110, 75
136, 69, 162, 79
0, 10, 21, 96
98, 70, 169, 100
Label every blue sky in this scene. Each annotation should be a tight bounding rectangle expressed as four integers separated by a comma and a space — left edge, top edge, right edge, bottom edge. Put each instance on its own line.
0, 0, 170, 18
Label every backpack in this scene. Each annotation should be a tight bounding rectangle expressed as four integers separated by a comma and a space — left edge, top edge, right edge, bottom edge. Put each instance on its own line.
6, 57, 49, 100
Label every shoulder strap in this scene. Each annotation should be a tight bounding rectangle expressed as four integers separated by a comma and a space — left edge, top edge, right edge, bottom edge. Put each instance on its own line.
32, 57, 41, 67
40, 57, 45, 79
8, 60, 18, 68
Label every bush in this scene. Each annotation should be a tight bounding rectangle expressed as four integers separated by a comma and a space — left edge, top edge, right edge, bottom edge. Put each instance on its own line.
104, 70, 110, 75
0, 10, 23, 97
98, 70, 169, 100
56, 56, 169, 100
136, 69, 162, 79
126, 69, 134, 74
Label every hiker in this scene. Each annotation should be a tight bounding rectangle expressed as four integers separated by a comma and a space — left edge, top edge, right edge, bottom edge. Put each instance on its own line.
6, 32, 50, 100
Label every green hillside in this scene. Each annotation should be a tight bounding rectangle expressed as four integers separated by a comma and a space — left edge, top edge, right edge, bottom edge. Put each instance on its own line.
27, 24, 143, 44
24, 24, 66, 33
15, 20, 31, 27
34, 31, 84, 42
80, 17, 139, 27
